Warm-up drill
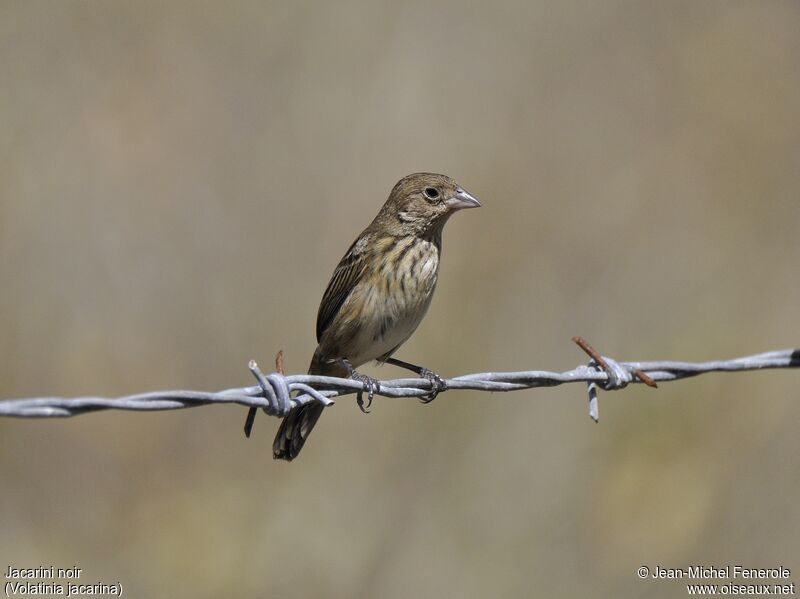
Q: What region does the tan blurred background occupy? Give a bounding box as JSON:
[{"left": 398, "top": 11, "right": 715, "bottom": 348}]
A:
[{"left": 1, "top": 1, "right": 798, "bottom": 597}]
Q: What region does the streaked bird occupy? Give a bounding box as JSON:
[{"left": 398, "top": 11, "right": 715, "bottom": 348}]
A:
[{"left": 269, "top": 172, "right": 480, "bottom": 461}]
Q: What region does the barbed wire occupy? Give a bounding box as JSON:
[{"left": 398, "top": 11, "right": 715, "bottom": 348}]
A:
[{"left": 0, "top": 339, "right": 797, "bottom": 425}]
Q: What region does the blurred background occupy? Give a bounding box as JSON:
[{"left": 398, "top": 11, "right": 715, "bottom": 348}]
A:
[{"left": 1, "top": 1, "right": 798, "bottom": 597}]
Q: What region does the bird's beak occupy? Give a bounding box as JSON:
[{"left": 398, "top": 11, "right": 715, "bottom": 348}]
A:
[{"left": 446, "top": 187, "right": 481, "bottom": 210}]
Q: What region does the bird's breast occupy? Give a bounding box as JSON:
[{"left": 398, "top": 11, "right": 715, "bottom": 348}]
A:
[{"left": 337, "top": 237, "right": 440, "bottom": 366}]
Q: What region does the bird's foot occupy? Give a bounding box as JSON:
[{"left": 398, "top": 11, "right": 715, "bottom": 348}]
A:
[
  {"left": 350, "top": 371, "right": 380, "bottom": 413},
  {"left": 383, "top": 357, "right": 447, "bottom": 403},
  {"left": 418, "top": 368, "right": 447, "bottom": 403},
  {"left": 339, "top": 359, "right": 380, "bottom": 413}
]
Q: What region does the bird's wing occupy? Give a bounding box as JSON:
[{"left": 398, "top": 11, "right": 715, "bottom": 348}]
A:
[{"left": 315, "top": 234, "right": 371, "bottom": 342}]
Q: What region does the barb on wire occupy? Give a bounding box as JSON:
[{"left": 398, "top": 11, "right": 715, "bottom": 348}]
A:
[{"left": 0, "top": 340, "right": 797, "bottom": 424}]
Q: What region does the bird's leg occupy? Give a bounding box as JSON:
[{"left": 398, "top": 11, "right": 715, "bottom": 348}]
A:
[
  {"left": 338, "top": 358, "right": 380, "bottom": 413},
  {"left": 384, "top": 357, "right": 447, "bottom": 403}
]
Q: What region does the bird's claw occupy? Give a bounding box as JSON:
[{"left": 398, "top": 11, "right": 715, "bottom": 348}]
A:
[
  {"left": 418, "top": 368, "right": 447, "bottom": 403},
  {"left": 351, "top": 372, "right": 380, "bottom": 413},
  {"left": 337, "top": 358, "right": 380, "bottom": 414}
]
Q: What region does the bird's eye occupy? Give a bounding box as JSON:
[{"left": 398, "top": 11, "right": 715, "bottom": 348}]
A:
[{"left": 423, "top": 187, "right": 440, "bottom": 201}]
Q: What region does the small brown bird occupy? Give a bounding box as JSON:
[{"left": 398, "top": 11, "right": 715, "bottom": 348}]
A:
[{"left": 272, "top": 173, "right": 480, "bottom": 461}]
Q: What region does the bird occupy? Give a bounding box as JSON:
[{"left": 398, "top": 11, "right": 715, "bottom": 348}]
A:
[{"left": 268, "top": 172, "right": 480, "bottom": 461}]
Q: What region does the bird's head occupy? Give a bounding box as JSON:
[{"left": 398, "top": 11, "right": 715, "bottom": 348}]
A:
[{"left": 379, "top": 172, "right": 481, "bottom": 236}]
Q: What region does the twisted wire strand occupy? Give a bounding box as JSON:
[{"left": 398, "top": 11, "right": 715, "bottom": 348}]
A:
[{"left": 0, "top": 348, "right": 797, "bottom": 421}]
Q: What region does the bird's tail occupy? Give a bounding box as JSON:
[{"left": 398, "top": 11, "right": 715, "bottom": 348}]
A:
[{"left": 272, "top": 350, "right": 345, "bottom": 461}]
